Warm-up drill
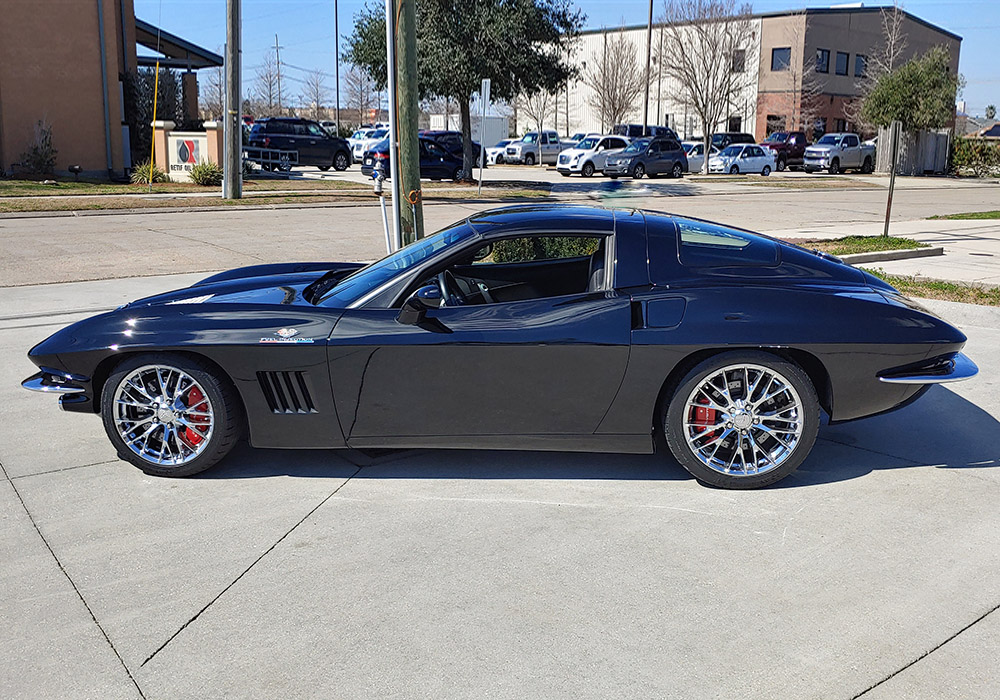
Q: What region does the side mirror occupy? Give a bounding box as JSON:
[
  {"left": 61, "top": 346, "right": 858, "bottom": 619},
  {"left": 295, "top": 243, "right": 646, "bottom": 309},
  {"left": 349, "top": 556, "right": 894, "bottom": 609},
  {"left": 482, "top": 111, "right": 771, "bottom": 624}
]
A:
[{"left": 397, "top": 284, "right": 442, "bottom": 326}]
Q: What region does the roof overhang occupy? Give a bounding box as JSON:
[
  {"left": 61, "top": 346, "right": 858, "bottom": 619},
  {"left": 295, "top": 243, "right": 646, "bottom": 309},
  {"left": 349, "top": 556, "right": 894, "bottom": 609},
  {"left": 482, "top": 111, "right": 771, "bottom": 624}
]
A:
[{"left": 135, "top": 18, "right": 223, "bottom": 70}]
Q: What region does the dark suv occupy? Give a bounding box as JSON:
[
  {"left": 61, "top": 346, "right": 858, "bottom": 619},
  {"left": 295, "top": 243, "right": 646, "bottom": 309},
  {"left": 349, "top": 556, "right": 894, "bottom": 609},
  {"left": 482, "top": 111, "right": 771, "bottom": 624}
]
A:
[
  {"left": 247, "top": 117, "right": 352, "bottom": 171},
  {"left": 602, "top": 137, "right": 688, "bottom": 179},
  {"left": 613, "top": 124, "right": 679, "bottom": 140},
  {"left": 421, "top": 130, "right": 483, "bottom": 163},
  {"left": 711, "top": 132, "right": 756, "bottom": 150}
]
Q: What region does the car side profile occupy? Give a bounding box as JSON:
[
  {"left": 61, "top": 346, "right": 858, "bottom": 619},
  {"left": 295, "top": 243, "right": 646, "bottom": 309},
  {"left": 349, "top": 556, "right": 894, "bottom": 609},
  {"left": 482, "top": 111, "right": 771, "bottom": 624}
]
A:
[
  {"left": 709, "top": 144, "right": 776, "bottom": 175},
  {"left": 556, "top": 134, "right": 630, "bottom": 177},
  {"left": 804, "top": 132, "right": 875, "bottom": 174},
  {"left": 682, "top": 141, "right": 720, "bottom": 173},
  {"left": 23, "top": 204, "right": 976, "bottom": 489},
  {"left": 247, "top": 117, "right": 351, "bottom": 172},
  {"left": 359, "top": 137, "right": 464, "bottom": 181},
  {"left": 603, "top": 137, "right": 688, "bottom": 179}
]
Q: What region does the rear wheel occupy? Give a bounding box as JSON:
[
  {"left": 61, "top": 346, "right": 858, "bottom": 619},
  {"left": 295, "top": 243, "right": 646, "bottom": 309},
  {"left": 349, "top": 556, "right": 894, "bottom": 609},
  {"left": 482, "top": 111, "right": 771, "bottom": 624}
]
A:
[
  {"left": 334, "top": 151, "right": 350, "bottom": 171},
  {"left": 582, "top": 161, "right": 595, "bottom": 177},
  {"left": 101, "top": 353, "right": 242, "bottom": 477},
  {"left": 662, "top": 351, "right": 820, "bottom": 489},
  {"left": 861, "top": 156, "right": 873, "bottom": 174},
  {"left": 318, "top": 165, "right": 331, "bottom": 171}
]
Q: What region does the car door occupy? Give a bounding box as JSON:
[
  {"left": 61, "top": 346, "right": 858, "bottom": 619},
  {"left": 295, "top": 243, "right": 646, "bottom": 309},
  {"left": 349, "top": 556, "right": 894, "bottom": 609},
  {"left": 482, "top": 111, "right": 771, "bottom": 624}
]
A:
[
  {"left": 329, "top": 235, "right": 632, "bottom": 441},
  {"left": 302, "top": 122, "right": 332, "bottom": 165},
  {"left": 841, "top": 134, "right": 861, "bottom": 167},
  {"left": 423, "top": 141, "right": 452, "bottom": 178}
]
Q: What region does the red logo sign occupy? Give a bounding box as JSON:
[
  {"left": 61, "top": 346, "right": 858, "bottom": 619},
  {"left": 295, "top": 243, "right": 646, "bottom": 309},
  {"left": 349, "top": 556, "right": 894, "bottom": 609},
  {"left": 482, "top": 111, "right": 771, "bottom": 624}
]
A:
[{"left": 177, "top": 140, "right": 199, "bottom": 163}]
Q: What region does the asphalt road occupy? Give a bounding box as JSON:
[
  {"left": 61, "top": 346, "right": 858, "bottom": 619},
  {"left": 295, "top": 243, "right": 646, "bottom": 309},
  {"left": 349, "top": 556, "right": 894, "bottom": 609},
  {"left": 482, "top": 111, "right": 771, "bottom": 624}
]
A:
[{"left": 2, "top": 270, "right": 999, "bottom": 699}]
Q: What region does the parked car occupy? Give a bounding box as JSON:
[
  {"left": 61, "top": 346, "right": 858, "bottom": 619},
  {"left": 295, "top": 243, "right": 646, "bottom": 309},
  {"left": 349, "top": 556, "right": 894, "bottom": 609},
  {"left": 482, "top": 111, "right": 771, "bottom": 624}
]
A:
[
  {"left": 505, "top": 130, "right": 563, "bottom": 165},
  {"left": 556, "top": 135, "right": 629, "bottom": 177},
  {"left": 486, "top": 139, "right": 515, "bottom": 165},
  {"left": 23, "top": 204, "right": 977, "bottom": 489},
  {"left": 711, "top": 132, "right": 756, "bottom": 150},
  {"left": 351, "top": 128, "right": 388, "bottom": 164},
  {"left": 319, "top": 120, "right": 340, "bottom": 136},
  {"left": 613, "top": 124, "right": 678, "bottom": 140},
  {"left": 247, "top": 117, "right": 351, "bottom": 171},
  {"left": 760, "top": 131, "right": 809, "bottom": 171},
  {"left": 603, "top": 137, "right": 687, "bottom": 179},
  {"left": 565, "top": 132, "right": 589, "bottom": 147},
  {"left": 682, "top": 141, "right": 720, "bottom": 173},
  {"left": 359, "top": 137, "right": 464, "bottom": 181},
  {"left": 422, "top": 130, "right": 483, "bottom": 164},
  {"left": 709, "top": 144, "right": 775, "bottom": 175},
  {"left": 803, "top": 132, "right": 876, "bottom": 174}
]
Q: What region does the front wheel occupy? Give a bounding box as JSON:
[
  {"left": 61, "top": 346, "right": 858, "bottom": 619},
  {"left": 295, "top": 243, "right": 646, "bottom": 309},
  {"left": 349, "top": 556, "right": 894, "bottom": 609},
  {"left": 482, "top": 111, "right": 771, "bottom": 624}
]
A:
[
  {"left": 524, "top": 153, "right": 535, "bottom": 166},
  {"left": 452, "top": 167, "right": 464, "bottom": 182},
  {"left": 662, "top": 351, "right": 820, "bottom": 489},
  {"left": 633, "top": 163, "right": 645, "bottom": 179},
  {"left": 776, "top": 156, "right": 786, "bottom": 172},
  {"left": 672, "top": 162, "right": 684, "bottom": 178},
  {"left": 828, "top": 158, "right": 840, "bottom": 175},
  {"left": 761, "top": 165, "right": 771, "bottom": 176},
  {"left": 495, "top": 155, "right": 505, "bottom": 164},
  {"left": 101, "top": 353, "right": 243, "bottom": 477},
  {"left": 582, "top": 162, "right": 595, "bottom": 177},
  {"left": 729, "top": 165, "right": 740, "bottom": 175}
]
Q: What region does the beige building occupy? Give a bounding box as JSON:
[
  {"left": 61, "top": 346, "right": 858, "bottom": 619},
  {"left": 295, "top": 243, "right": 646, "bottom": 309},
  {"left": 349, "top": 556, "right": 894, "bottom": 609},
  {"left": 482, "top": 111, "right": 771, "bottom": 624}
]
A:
[
  {"left": 563, "top": 6, "right": 960, "bottom": 141},
  {"left": 0, "top": 0, "right": 220, "bottom": 178}
]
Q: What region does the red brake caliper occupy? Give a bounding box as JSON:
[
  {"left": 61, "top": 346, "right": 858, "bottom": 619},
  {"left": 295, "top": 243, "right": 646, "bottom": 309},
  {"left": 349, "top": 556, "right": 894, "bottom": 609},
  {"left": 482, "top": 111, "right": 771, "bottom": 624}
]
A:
[
  {"left": 183, "top": 386, "right": 208, "bottom": 446},
  {"left": 689, "top": 397, "right": 718, "bottom": 436}
]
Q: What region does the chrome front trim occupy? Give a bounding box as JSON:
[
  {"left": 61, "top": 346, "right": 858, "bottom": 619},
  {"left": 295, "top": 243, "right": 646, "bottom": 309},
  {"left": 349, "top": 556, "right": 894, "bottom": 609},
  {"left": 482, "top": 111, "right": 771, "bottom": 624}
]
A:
[
  {"left": 22, "top": 367, "right": 89, "bottom": 394},
  {"left": 878, "top": 353, "right": 979, "bottom": 384}
]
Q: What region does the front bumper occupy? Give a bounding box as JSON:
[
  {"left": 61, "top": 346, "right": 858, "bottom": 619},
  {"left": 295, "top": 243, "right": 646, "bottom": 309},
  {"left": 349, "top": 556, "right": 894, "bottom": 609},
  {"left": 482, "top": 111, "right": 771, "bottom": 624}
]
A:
[
  {"left": 602, "top": 162, "right": 631, "bottom": 176},
  {"left": 22, "top": 367, "right": 92, "bottom": 411},
  {"left": 878, "top": 353, "right": 979, "bottom": 384}
]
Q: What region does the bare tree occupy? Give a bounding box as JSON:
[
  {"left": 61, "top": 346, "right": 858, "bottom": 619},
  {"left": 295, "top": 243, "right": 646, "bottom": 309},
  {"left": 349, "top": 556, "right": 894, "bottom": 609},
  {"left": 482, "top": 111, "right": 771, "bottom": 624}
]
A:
[
  {"left": 300, "top": 70, "right": 329, "bottom": 120},
  {"left": 344, "top": 64, "right": 376, "bottom": 125},
  {"left": 844, "top": 1, "right": 908, "bottom": 131},
  {"left": 658, "top": 0, "right": 757, "bottom": 173},
  {"left": 200, "top": 62, "right": 224, "bottom": 120},
  {"left": 585, "top": 30, "right": 647, "bottom": 131},
  {"left": 253, "top": 50, "right": 281, "bottom": 116},
  {"left": 516, "top": 90, "right": 556, "bottom": 136}
]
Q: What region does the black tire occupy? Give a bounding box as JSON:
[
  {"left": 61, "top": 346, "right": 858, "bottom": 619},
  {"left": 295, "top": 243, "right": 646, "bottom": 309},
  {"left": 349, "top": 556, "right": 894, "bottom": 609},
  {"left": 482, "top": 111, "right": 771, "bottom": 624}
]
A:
[
  {"left": 729, "top": 165, "right": 740, "bottom": 175},
  {"left": 633, "top": 163, "right": 645, "bottom": 179},
  {"left": 672, "top": 162, "right": 683, "bottom": 178},
  {"left": 495, "top": 155, "right": 505, "bottom": 164},
  {"left": 582, "top": 161, "right": 595, "bottom": 177},
  {"left": 861, "top": 156, "right": 873, "bottom": 174},
  {"left": 334, "top": 151, "right": 350, "bottom": 171},
  {"left": 524, "top": 152, "right": 536, "bottom": 166},
  {"left": 101, "top": 353, "right": 243, "bottom": 478},
  {"left": 762, "top": 165, "right": 772, "bottom": 176},
  {"left": 661, "top": 351, "right": 820, "bottom": 490},
  {"left": 452, "top": 167, "right": 464, "bottom": 182},
  {"left": 776, "top": 156, "right": 787, "bottom": 172},
  {"left": 318, "top": 165, "right": 331, "bottom": 172},
  {"left": 828, "top": 158, "right": 840, "bottom": 175}
]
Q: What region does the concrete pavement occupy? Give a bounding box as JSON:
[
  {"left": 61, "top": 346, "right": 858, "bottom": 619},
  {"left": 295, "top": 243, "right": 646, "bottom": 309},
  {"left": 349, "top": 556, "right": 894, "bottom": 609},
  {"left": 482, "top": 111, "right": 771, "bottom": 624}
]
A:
[{"left": 1, "top": 273, "right": 999, "bottom": 699}]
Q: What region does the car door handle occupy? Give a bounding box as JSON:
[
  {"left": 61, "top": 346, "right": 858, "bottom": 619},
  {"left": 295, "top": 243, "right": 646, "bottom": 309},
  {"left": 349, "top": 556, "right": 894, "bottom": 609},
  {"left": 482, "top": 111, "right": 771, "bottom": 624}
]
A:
[{"left": 310, "top": 140, "right": 317, "bottom": 145}]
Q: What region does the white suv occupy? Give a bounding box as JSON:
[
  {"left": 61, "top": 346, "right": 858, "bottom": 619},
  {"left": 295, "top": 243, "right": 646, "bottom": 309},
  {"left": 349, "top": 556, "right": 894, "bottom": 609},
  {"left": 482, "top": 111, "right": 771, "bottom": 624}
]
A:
[{"left": 556, "top": 135, "right": 630, "bottom": 177}]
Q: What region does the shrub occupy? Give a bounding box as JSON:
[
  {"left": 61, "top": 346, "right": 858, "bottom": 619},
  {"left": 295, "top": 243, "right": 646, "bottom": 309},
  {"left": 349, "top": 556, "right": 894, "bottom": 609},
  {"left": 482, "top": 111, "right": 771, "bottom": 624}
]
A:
[
  {"left": 951, "top": 137, "right": 1000, "bottom": 178},
  {"left": 19, "top": 120, "right": 58, "bottom": 174},
  {"left": 131, "top": 159, "right": 169, "bottom": 184},
  {"left": 190, "top": 160, "right": 224, "bottom": 186},
  {"left": 493, "top": 236, "right": 600, "bottom": 264}
]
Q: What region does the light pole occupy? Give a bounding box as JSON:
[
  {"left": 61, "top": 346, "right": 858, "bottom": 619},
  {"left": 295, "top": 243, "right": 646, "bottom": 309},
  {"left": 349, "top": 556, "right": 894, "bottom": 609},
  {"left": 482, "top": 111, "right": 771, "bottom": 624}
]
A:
[{"left": 642, "top": 0, "right": 653, "bottom": 134}]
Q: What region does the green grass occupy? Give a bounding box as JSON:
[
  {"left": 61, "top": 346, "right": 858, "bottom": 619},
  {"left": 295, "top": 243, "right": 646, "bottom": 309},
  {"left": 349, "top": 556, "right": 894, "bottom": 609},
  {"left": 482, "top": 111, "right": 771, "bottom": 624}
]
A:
[
  {"left": 785, "top": 235, "right": 929, "bottom": 256},
  {"left": 864, "top": 268, "right": 1000, "bottom": 306},
  {"left": 930, "top": 210, "right": 1000, "bottom": 220}
]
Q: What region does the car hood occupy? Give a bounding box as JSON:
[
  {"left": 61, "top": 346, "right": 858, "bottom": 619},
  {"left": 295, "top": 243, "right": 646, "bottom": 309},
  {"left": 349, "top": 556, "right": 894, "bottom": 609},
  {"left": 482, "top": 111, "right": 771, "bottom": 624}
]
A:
[
  {"left": 806, "top": 146, "right": 832, "bottom": 155},
  {"left": 127, "top": 262, "right": 365, "bottom": 309}
]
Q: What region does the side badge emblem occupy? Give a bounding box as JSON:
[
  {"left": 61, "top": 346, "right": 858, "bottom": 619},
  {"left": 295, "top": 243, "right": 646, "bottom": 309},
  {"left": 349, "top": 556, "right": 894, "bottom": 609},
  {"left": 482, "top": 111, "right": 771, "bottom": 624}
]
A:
[{"left": 260, "top": 328, "right": 315, "bottom": 344}]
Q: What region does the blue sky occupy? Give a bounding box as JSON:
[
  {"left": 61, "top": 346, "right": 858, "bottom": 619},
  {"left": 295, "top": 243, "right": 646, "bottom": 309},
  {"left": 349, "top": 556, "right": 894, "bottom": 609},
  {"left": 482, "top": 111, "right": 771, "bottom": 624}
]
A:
[{"left": 134, "top": 0, "right": 999, "bottom": 116}]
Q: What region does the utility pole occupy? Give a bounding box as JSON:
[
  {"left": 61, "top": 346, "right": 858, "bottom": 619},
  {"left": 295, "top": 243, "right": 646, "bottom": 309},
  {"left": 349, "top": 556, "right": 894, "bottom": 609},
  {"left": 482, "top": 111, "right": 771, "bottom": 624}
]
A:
[
  {"left": 274, "top": 34, "right": 282, "bottom": 114},
  {"left": 642, "top": 0, "right": 653, "bottom": 134},
  {"left": 223, "top": 0, "right": 241, "bottom": 199},
  {"left": 334, "top": 0, "right": 340, "bottom": 133},
  {"left": 396, "top": 0, "right": 423, "bottom": 243}
]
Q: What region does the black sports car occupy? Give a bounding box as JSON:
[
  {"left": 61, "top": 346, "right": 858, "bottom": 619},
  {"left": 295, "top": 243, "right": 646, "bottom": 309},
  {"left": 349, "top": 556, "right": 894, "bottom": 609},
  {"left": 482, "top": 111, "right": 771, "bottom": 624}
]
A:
[{"left": 22, "top": 205, "right": 977, "bottom": 489}]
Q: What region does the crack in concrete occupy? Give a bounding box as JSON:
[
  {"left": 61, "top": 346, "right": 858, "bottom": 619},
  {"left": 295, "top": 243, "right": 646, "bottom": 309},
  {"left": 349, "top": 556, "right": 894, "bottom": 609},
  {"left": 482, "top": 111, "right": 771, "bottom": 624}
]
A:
[
  {"left": 0, "top": 458, "right": 146, "bottom": 699},
  {"left": 851, "top": 603, "right": 1000, "bottom": 698},
  {"left": 139, "top": 465, "right": 363, "bottom": 668}
]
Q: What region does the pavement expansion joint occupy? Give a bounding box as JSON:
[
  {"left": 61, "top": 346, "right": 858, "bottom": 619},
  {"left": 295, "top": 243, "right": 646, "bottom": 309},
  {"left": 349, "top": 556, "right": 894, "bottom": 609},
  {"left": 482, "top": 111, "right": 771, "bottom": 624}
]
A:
[
  {"left": 11, "top": 459, "right": 120, "bottom": 480},
  {"left": 139, "top": 465, "right": 363, "bottom": 668},
  {"left": 0, "top": 458, "right": 147, "bottom": 699},
  {"left": 851, "top": 602, "right": 1000, "bottom": 699}
]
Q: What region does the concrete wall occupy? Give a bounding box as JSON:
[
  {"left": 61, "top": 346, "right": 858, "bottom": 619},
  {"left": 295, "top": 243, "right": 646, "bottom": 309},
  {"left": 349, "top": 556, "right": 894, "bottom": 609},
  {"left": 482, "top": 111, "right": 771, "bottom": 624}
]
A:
[{"left": 0, "top": 0, "right": 136, "bottom": 177}]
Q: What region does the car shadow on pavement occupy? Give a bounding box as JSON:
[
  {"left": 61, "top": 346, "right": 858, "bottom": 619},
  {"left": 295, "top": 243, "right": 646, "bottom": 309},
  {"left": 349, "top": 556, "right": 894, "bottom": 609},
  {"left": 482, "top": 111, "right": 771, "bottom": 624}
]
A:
[{"left": 200, "top": 386, "right": 998, "bottom": 487}]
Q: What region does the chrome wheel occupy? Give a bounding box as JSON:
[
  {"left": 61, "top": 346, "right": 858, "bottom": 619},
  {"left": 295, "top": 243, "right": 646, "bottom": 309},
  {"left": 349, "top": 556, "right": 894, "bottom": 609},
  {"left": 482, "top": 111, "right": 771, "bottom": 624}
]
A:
[
  {"left": 681, "top": 363, "right": 804, "bottom": 477},
  {"left": 112, "top": 365, "right": 214, "bottom": 467}
]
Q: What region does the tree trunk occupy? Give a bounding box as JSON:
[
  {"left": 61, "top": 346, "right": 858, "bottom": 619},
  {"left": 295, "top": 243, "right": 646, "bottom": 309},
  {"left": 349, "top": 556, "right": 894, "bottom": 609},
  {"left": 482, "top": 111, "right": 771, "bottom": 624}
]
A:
[
  {"left": 460, "top": 97, "right": 474, "bottom": 181},
  {"left": 702, "top": 124, "right": 711, "bottom": 175}
]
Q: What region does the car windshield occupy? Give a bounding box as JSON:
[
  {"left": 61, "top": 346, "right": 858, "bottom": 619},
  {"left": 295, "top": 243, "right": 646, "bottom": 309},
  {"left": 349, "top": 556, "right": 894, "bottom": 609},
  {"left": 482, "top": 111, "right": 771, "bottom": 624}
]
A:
[
  {"left": 816, "top": 135, "right": 840, "bottom": 145},
  {"left": 623, "top": 138, "right": 650, "bottom": 153},
  {"left": 317, "top": 221, "right": 477, "bottom": 307},
  {"left": 711, "top": 134, "right": 726, "bottom": 145},
  {"left": 577, "top": 137, "right": 599, "bottom": 150},
  {"left": 765, "top": 132, "right": 789, "bottom": 142},
  {"left": 720, "top": 145, "right": 742, "bottom": 157},
  {"left": 370, "top": 129, "right": 388, "bottom": 139},
  {"left": 521, "top": 133, "right": 538, "bottom": 143},
  {"left": 493, "top": 140, "right": 510, "bottom": 147}
]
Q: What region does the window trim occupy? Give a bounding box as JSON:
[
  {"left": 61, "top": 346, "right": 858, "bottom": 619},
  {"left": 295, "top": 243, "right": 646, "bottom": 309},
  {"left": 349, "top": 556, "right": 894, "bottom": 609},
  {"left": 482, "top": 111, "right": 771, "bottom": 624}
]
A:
[{"left": 771, "top": 47, "right": 792, "bottom": 72}]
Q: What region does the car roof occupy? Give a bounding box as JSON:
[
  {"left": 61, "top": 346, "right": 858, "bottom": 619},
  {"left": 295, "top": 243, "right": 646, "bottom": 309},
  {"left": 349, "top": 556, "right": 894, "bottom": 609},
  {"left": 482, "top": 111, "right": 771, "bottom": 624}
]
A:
[{"left": 467, "top": 204, "right": 618, "bottom": 236}]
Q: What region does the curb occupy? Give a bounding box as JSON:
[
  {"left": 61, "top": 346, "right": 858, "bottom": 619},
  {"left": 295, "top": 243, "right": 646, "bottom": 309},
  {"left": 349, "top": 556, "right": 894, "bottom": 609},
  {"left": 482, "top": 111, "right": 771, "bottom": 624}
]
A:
[{"left": 840, "top": 246, "right": 944, "bottom": 264}]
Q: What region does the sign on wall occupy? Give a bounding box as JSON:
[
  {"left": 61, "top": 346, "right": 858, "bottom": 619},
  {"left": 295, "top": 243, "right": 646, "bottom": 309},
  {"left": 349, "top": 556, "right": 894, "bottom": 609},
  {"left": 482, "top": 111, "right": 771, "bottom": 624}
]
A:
[{"left": 166, "top": 132, "right": 209, "bottom": 182}]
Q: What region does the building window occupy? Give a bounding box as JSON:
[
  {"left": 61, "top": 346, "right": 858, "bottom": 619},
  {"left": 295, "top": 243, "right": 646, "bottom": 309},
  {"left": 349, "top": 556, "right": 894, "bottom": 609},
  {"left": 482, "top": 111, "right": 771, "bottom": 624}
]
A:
[
  {"left": 836, "top": 51, "right": 849, "bottom": 76},
  {"left": 855, "top": 54, "right": 867, "bottom": 77},
  {"left": 728, "top": 116, "right": 742, "bottom": 132},
  {"left": 771, "top": 47, "right": 791, "bottom": 71},
  {"left": 731, "top": 48, "right": 746, "bottom": 73},
  {"left": 766, "top": 115, "right": 787, "bottom": 134},
  {"left": 834, "top": 118, "right": 847, "bottom": 132},
  {"left": 816, "top": 48, "right": 830, "bottom": 74}
]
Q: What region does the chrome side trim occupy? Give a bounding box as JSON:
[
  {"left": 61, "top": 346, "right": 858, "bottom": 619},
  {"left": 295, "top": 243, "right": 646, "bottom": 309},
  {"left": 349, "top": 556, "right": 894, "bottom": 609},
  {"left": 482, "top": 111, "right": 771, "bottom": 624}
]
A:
[
  {"left": 878, "top": 353, "right": 979, "bottom": 384},
  {"left": 21, "top": 367, "right": 89, "bottom": 394}
]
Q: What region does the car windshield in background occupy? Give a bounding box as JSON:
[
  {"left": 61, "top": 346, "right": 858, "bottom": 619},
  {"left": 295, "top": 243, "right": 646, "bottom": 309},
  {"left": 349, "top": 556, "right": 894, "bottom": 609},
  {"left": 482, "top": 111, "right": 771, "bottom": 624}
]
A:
[
  {"left": 317, "top": 221, "right": 476, "bottom": 307},
  {"left": 577, "top": 137, "right": 599, "bottom": 150},
  {"left": 720, "top": 145, "right": 742, "bottom": 157},
  {"left": 765, "top": 132, "right": 789, "bottom": 142},
  {"left": 371, "top": 129, "right": 388, "bottom": 139},
  {"left": 521, "top": 133, "right": 538, "bottom": 143},
  {"left": 816, "top": 135, "right": 840, "bottom": 145},
  {"left": 494, "top": 140, "right": 510, "bottom": 147},
  {"left": 711, "top": 134, "right": 726, "bottom": 146},
  {"left": 623, "top": 139, "right": 650, "bottom": 153}
]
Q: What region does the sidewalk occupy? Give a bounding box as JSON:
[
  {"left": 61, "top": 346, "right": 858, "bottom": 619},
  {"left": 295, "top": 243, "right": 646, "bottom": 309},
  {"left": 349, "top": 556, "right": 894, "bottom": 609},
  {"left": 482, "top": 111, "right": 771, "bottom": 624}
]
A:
[{"left": 764, "top": 218, "right": 1000, "bottom": 285}]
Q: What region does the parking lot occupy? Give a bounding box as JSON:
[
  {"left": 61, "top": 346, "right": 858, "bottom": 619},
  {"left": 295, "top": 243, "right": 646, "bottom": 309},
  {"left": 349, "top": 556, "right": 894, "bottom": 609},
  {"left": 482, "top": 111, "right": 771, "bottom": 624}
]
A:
[{"left": 2, "top": 179, "right": 1000, "bottom": 699}]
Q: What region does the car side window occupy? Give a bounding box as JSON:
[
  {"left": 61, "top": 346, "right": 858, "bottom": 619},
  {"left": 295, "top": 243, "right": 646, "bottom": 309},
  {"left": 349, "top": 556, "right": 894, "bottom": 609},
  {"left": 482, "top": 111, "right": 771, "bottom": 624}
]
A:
[
  {"left": 665, "top": 140, "right": 681, "bottom": 152},
  {"left": 676, "top": 218, "right": 778, "bottom": 267},
  {"left": 647, "top": 142, "right": 661, "bottom": 154},
  {"left": 845, "top": 135, "right": 859, "bottom": 147},
  {"left": 427, "top": 142, "right": 447, "bottom": 158},
  {"left": 471, "top": 236, "right": 601, "bottom": 266},
  {"left": 612, "top": 138, "right": 627, "bottom": 149},
  {"left": 306, "top": 123, "right": 326, "bottom": 138}
]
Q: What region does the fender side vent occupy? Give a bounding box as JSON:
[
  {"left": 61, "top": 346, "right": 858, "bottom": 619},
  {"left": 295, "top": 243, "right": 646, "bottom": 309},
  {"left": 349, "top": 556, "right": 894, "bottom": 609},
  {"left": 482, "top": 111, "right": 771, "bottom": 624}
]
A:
[{"left": 257, "top": 371, "right": 317, "bottom": 414}]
